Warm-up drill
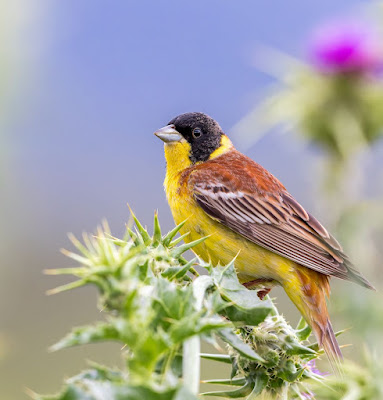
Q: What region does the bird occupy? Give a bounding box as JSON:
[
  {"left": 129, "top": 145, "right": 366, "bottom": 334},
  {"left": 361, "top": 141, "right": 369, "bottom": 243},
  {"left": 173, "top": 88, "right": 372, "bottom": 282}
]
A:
[{"left": 154, "top": 111, "right": 374, "bottom": 368}]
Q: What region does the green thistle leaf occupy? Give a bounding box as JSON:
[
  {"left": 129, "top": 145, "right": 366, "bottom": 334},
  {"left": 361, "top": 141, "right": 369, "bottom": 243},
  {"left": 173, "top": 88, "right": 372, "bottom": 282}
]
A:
[
  {"left": 169, "top": 231, "right": 191, "bottom": 247},
  {"left": 200, "top": 353, "right": 232, "bottom": 364},
  {"left": 211, "top": 262, "right": 272, "bottom": 326},
  {"left": 170, "top": 236, "right": 208, "bottom": 258},
  {"left": 201, "top": 380, "right": 254, "bottom": 398},
  {"left": 129, "top": 208, "right": 151, "bottom": 245},
  {"left": 248, "top": 374, "right": 269, "bottom": 397},
  {"left": 152, "top": 212, "right": 162, "bottom": 245},
  {"left": 218, "top": 329, "right": 265, "bottom": 363},
  {"left": 162, "top": 220, "right": 188, "bottom": 247},
  {"left": 202, "top": 378, "right": 247, "bottom": 386},
  {"left": 50, "top": 322, "right": 120, "bottom": 351},
  {"left": 295, "top": 317, "right": 312, "bottom": 341}
]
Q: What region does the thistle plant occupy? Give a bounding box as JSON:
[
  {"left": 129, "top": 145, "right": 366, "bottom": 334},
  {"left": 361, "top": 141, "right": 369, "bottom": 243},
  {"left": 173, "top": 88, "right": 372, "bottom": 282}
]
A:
[
  {"left": 31, "top": 211, "right": 337, "bottom": 400},
  {"left": 234, "top": 18, "right": 383, "bottom": 162},
  {"left": 202, "top": 315, "right": 322, "bottom": 399}
]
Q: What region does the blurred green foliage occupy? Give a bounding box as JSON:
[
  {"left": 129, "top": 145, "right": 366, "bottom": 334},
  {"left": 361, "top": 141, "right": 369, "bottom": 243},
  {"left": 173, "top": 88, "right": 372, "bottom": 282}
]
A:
[{"left": 312, "top": 351, "right": 383, "bottom": 400}]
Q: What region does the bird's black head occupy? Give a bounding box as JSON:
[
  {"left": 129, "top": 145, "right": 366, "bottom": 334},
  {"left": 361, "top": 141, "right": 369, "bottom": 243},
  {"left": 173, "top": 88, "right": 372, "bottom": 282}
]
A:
[{"left": 168, "top": 112, "right": 224, "bottom": 163}]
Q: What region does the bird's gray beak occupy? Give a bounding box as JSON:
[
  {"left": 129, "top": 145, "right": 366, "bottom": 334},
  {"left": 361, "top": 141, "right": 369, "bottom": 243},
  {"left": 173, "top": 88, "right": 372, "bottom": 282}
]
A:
[{"left": 154, "top": 124, "right": 183, "bottom": 143}]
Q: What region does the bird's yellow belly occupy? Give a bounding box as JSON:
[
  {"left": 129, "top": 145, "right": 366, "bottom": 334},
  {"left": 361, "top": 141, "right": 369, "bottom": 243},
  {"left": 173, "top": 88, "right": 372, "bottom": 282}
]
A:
[{"left": 168, "top": 192, "right": 296, "bottom": 285}]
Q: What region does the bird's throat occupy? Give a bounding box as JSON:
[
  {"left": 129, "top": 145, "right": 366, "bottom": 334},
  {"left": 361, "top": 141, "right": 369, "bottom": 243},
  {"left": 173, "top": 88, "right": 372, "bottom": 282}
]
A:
[
  {"left": 164, "top": 141, "right": 193, "bottom": 181},
  {"left": 163, "top": 134, "right": 234, "bottom": 193}
]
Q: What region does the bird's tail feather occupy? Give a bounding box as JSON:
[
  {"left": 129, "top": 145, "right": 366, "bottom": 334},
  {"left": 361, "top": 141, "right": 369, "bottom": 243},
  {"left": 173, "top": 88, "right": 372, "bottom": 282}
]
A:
[
  {"left": 284, "top": 268, "right": 343, "bottom": 374},
  {"left": 314, "top": 318, "right": 343, "bottom": 375}
]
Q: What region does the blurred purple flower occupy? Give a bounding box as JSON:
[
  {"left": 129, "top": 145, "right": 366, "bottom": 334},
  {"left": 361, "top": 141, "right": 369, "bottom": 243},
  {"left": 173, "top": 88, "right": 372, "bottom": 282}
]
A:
[
  {"left": 309, "top": 20, "right": 383, "bottom": 75},
  {"left": 306, "top": 359, "right": 329, "bottom": 378},
  {"left": 300, "top": 360, "right": 327, "bottom": 399}
]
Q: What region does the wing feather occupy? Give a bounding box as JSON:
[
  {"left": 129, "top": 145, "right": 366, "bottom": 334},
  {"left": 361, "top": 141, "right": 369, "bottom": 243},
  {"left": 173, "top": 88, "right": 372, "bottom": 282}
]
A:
[{"left": 193, "top": 177, "right": 373, "bottom": 288}]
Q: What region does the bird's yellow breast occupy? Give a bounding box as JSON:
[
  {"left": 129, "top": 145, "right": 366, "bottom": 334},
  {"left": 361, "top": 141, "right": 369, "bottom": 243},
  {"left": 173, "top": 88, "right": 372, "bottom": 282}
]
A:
[{"left": 162, "top": 140, "right": 297, "bottom": 286}]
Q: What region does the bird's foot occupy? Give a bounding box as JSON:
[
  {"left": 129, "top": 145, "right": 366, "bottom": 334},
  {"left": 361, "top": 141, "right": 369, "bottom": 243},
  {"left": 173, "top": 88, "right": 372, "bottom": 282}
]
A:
[
  {"left": 242, "top": 279, "right": 273, "bottom": 300},
  {"left": 257, "top": 288, "right": 271, "bottom": 300}
]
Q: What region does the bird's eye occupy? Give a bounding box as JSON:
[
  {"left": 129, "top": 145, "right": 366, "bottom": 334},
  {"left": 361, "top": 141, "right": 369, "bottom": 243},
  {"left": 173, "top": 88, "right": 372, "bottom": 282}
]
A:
[{"left": 192, "top": 128, "right": 202, "bottom": 138}]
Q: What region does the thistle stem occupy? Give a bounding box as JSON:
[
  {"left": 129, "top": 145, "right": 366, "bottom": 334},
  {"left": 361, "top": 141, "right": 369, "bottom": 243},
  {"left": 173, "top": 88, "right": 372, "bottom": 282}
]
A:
[
  {"left": 183, "top": 276, "right": 213, "bottom": 394},
  {"left": 182, "top": 336, "right": 201, "bottom": 394}
]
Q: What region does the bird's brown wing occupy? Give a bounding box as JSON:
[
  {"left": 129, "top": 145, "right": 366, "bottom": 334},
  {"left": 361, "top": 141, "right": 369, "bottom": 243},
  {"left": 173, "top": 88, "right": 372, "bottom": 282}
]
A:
[{"left": 188, "top": 150, "right": 373, "bottom": 289}]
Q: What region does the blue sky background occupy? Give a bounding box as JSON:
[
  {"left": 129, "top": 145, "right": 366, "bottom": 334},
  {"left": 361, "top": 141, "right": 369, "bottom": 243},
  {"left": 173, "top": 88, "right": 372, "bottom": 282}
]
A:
[{"left": 1, "top": 1, "right": 376, "bottom": 398}]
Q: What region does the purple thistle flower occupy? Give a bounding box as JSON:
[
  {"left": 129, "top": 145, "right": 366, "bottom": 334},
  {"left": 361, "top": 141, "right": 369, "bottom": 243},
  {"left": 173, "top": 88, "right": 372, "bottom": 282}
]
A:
[
  {"left": 300, "top": 360, "right": 327, "bottom": 400},
  {"left": 309, "top": 20, "right": 383, "bottom": 75},
  {"left": 305, "top": 359, "right": 327, "bottom": 377}
]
